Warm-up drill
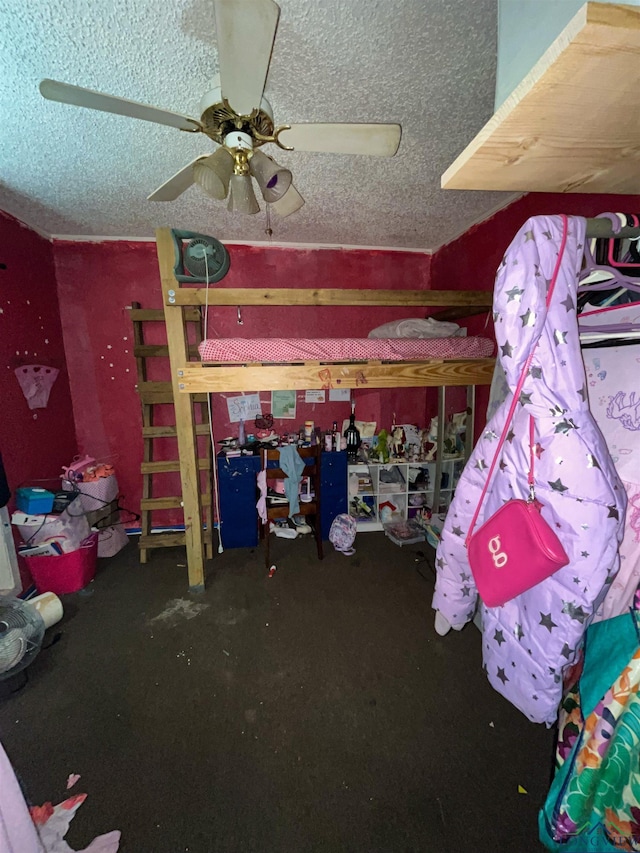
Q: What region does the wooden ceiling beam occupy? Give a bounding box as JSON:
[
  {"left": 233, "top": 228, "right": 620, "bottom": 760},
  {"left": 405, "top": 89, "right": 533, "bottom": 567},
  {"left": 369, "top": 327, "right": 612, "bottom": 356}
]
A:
[{"left": 441, "top": 3, "right": 640, "bottom": 194}]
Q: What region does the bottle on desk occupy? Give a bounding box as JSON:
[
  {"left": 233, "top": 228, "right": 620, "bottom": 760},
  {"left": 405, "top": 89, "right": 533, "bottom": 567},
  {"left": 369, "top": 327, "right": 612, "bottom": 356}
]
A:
[
  {"left": 332, "top": 421, "right": 340, "bottom": 452},
  {"left": 344, "top": 409, "right": 361, "bottom": 463}
]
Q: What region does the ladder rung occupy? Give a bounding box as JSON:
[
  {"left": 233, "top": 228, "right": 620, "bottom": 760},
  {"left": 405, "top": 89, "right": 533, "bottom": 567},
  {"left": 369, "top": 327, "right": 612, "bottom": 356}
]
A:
[
  {"left": 129, "top": 307, "right": 201, "bottom": 322},
  {"left": 141, "top": 496, "right": 183, "bottom": 510},
  {"left": 138, "top": 381, "right": 173, "bottom": 403},
  {"left": 134, "top": 344, "right": 200, "bottom": 359},
  {"left": 138, "top": 532, "right": 186, "bottom": 549},
  {"left": 142, "top": 424, "right": 211, "bottom": 438},
  {"left": 141, "top": 493, "right": 212, "bottom": 510},
  {"left": 138, "top": 529, "right": 213, "bottom": 550},
  {"left": 138, "top": 382, "right": 174, "bottom": 404},
  {"left": 138, "top": 382, "right": 207, "bottom": 404},
  {"left": 141, "top": 458, "right": 211, "bottom": 474}
]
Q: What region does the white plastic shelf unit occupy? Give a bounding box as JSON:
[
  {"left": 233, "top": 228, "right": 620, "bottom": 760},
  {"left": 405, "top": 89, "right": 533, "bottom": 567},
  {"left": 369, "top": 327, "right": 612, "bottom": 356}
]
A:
[
  {"left": 347, "top": 458, "right": 465, "bottom": 532},
  {"left": 348, "top": 385, "right": 476, "bottom": 532}
]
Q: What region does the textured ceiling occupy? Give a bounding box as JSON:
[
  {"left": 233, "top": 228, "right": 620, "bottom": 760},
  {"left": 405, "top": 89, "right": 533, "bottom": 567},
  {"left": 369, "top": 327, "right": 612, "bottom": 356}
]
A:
[{"left": 0, "top": 0, "right": 519, "bottom": 250}]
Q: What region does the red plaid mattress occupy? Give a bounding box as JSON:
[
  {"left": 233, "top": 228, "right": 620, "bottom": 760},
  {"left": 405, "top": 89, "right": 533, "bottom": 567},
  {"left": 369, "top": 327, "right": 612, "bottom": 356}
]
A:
[{"left": 198, "top": 337, "right": 494, "bottom": 362}]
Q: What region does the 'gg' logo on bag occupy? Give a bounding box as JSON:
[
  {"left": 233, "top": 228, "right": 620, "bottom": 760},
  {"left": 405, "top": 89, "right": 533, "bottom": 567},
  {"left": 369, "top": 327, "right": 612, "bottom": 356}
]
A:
[{"left": 488, "top": 535, "right": 508, "bottom": 568}]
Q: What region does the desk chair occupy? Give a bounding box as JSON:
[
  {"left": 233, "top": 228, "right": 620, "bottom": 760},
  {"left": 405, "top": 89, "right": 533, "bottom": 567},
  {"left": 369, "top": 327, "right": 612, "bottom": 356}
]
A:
[{"left": 259, "top": 445, "right": 323, "bottom": 569}]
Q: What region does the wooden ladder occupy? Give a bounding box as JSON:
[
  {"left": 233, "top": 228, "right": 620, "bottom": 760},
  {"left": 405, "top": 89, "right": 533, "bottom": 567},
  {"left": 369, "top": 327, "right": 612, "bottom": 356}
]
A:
[{"left": 129, "top": 303, "right": 214, "bottom": 563}]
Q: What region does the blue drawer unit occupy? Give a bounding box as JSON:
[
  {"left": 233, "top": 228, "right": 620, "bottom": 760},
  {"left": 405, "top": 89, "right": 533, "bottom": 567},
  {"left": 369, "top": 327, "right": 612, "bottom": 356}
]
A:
[
  {"left": 217, "top": 450, "right": 347, "bottom": 549},
  {"left": 216, "top": 455, "right": 261, "bottom": 549},
  {"left": 320, "top": 450, "right": 347, "bottom": 540}
]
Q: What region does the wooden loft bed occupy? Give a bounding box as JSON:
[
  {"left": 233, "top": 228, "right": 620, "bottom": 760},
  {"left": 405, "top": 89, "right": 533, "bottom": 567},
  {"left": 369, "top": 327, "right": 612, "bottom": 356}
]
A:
[{"left": 154, "top": 228, "right": 496, "bottom": 591}]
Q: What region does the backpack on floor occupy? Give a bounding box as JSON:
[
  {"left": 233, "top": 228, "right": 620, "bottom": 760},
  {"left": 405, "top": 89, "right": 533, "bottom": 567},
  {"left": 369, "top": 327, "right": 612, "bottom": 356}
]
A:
[{"left": 329, "top": 513, "right": 357, "bottom": 556}]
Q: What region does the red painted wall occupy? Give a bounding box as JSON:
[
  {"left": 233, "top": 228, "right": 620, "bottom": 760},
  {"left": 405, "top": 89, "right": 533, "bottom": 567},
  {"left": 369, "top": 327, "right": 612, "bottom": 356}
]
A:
[
  {"left": 52, "top": 239, "right": 436, "bottom": 527},
  {"left": 43, "top": 193, "right": 640, "bottom": 532},
  {"left": 7, "top": 194, "right": 638, "bottom": 540},
  {"left": 0, "top": 211, "right": 77, "bottom": 500}
]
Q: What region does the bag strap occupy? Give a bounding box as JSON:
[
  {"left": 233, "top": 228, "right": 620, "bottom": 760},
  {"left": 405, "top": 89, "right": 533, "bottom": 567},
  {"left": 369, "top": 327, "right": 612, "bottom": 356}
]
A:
[
  {"left": 465, "top": 215, "right": 569, "bottom": 546},
  {"left": 527, "top": 415, "right": 536, "bottom": 500}
]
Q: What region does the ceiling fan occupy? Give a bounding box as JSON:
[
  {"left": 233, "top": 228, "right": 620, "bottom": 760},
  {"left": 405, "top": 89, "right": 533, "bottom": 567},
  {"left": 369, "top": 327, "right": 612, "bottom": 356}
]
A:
[{"left": 39, "top": 0, "right": 402, "bottom": 218}]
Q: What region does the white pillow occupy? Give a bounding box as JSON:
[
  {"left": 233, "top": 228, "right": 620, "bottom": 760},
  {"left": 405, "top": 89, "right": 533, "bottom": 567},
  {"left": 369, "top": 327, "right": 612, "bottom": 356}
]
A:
[{"left": 367, "top": 317, "right": 466, "bottom": 338}]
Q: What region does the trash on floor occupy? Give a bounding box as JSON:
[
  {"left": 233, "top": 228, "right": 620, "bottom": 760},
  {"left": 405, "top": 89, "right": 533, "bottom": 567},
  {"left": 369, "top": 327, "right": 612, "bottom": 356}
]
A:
[
  {"left": 0, "top": 739, "right": 120, "bottom": 853},
  {"left": 30, "top": 792, "right": 121, "bottom": 852},
  {"left": 147, "top": 598, "right": 209, "bottom": 628},
  {"left": 273, "top": 525, "right": 297, "bottom": 539}
]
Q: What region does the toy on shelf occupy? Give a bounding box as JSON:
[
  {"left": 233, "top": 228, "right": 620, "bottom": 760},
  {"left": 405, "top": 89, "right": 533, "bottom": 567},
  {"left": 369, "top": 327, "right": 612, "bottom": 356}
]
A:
[
  {"left": 349, "top": 496, "right": 375, "bottom": 519},
  {"left": 420, "top": 418, "right": 438, "bottom": 462},
  {"left": 390, "top": 426, "right": 406, "bottom": 460},
  {"left": 443, "top": 412, "right": 467, "bottom": 458},
  {"left": 376, "top": 429, "right": 390, "bottom": 463}
]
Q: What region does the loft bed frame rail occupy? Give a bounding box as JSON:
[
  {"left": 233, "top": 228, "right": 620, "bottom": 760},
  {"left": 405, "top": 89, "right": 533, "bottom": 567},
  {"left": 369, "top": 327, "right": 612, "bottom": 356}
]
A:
[
  {"left": 175, "top": 359, "right": 496, "bottom": 394},
  {"left": 166, "top": 285, "right": 493, "bottom": 308},
  {"left": 154, "top": 228, "right": 496, "bottom": 591}
]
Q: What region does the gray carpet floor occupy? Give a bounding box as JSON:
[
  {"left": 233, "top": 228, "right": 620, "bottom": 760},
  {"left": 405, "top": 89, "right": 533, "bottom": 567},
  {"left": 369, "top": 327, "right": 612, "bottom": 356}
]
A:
[{"left": 0, "top": 533, "right": 555, "bottom": 852}]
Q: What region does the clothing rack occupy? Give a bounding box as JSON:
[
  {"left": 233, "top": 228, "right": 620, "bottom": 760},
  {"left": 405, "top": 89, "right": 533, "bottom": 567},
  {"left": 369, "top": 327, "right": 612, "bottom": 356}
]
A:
[
  {"left": 585, "top": 218, "right": 640, "bottom": 239},
  {"left": 579, "top": 217, "right": 640, "bottom": 346}
]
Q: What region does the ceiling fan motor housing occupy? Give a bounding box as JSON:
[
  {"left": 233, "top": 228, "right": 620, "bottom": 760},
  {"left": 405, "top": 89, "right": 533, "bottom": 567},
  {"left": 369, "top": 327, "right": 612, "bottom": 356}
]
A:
[{"left": 199, "top": 84, "right": 274, "bottom": 147}]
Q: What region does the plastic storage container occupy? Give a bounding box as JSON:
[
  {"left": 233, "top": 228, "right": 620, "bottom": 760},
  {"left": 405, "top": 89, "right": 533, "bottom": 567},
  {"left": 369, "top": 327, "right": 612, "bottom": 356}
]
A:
[
  {"left": 15, "top": 487, "right": 55, "bottom": 515},
  {"left": 383, "top": 519, "right": 426, "bottom": 547},
  {"left": 20, "top": 533, "right": 98, "bottom": 594}
]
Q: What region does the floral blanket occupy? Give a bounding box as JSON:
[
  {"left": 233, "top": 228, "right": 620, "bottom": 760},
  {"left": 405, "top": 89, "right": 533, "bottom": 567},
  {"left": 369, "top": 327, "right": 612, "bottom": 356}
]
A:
[{"left": 540, "top": 588, "right": 640, "bottom": 850}]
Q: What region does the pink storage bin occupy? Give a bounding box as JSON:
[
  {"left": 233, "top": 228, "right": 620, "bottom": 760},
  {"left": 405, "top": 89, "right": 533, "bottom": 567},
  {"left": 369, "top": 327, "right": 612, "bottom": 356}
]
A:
[{"left": 20, "top": 533, "right": 98, "bottom": 594}]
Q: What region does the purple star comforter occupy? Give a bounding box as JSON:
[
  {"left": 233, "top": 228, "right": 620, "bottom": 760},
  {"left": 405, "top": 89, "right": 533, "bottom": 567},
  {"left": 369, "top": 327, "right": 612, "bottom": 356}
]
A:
[{"left": 432, "top": 214, "right": 627, "bottom": 726}]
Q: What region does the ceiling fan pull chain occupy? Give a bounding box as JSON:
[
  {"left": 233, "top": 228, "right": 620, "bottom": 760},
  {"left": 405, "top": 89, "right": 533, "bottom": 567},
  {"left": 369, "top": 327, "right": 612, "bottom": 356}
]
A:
[{"left": 264, "top": 205, "right": 273, "bottom": 240}]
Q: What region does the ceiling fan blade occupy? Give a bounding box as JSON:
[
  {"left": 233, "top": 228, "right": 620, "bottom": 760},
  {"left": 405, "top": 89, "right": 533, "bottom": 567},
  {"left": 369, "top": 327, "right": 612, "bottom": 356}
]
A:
[
  {"left": 213, "top": 0, "right": 280, "bottom": 116},
  {"left": 39, "top": 79, "right": 201, "bottom": 131},
  {"left": 147, "top": 157, "right": 208, "bottom": 201},
  {"left": 279, "top": 123, "right": 402, "bottom": 157},
  {"left": 270, "top": 184, "right": 304, "bottom": 218}
]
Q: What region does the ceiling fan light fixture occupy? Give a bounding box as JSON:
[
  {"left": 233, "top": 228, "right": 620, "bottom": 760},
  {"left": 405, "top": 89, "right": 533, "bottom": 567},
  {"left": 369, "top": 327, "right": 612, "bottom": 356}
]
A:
[
  {"left": 271, "top": 184, "right": 305, "bottom": 218},
  {"left": 228, "top": 174, "right": 260, "bottom": 215},
  {"left": 249, "top": 149, "right": 292, "bottom": 203},
  {"left": 193, "top": 147, "right": 234, "bottom": 200}
]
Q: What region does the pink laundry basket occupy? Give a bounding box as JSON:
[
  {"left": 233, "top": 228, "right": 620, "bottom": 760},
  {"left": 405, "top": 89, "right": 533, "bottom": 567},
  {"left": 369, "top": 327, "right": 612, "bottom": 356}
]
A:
[{"left": 21, "top": 533, "right": 98, "bottom": 594}]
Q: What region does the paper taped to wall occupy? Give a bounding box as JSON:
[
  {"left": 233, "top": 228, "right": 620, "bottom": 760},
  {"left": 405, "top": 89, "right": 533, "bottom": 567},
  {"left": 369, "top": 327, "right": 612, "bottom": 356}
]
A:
[{"left": 226, "top": 393, "right": 262, "bottom": 423}]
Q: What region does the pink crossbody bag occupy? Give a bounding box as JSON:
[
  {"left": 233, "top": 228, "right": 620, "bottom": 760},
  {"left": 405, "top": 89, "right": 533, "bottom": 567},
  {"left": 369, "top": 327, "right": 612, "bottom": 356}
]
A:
[{"left": 465, "top": 216, "right": 570, "bottom": 608}]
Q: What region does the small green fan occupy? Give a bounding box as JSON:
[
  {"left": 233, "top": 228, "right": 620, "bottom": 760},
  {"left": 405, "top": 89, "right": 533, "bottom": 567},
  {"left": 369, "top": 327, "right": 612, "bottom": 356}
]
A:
[{"left": 171, "top": 230, "right": 230, "bottom": 283}]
